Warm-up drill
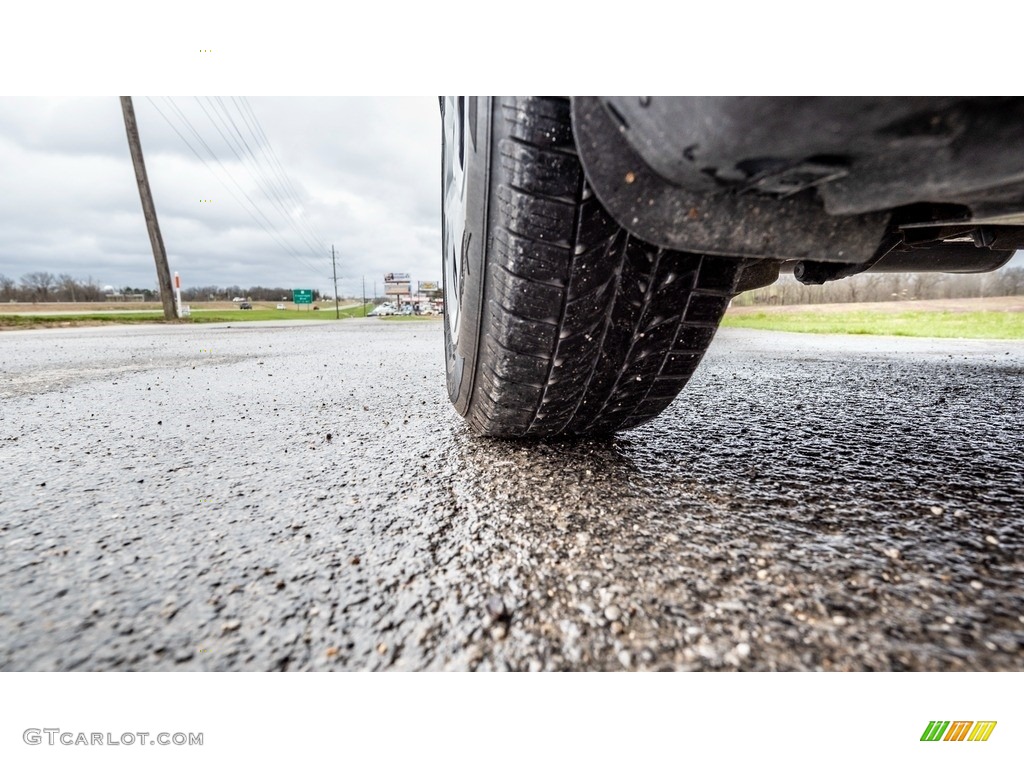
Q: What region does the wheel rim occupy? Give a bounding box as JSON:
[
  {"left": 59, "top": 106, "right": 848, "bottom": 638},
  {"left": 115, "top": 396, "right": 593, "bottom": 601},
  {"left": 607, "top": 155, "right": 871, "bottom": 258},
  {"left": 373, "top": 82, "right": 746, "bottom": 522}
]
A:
[{"left": 442, "top": 97, "right": 467, "bottom": 347}]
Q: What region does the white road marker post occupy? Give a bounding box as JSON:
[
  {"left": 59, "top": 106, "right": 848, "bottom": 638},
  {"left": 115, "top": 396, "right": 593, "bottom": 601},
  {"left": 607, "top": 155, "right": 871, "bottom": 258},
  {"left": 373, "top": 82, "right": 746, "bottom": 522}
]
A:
[{"left": 174, "top": 272, "right": 182, "bottom": 319}]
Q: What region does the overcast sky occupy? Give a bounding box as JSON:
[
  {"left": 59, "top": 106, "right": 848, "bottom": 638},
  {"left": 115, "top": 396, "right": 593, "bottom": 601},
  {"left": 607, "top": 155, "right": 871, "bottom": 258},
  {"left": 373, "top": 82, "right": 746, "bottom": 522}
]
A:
[{"left": 0, "top": 97, "right": 440, "bottom": 297}]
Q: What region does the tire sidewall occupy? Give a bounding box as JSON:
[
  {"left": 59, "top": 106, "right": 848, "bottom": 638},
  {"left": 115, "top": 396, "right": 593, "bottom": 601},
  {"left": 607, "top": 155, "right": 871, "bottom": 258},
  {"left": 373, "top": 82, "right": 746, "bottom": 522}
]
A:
[{"left": 442, "top": 97, "right": 491, "bottom": 416}]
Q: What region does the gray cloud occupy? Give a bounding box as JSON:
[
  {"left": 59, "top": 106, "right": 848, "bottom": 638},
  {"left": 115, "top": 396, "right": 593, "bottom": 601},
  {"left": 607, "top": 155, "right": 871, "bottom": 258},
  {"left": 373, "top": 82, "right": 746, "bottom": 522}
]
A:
[{"left": 0, "top": 97, "right": 441, "bottom": 296}]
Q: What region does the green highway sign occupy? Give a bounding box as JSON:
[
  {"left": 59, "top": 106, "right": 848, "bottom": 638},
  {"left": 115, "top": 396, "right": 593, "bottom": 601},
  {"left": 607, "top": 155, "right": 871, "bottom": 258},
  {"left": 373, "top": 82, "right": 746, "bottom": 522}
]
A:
[{"left": 293, "top": 289, "right": 313, "bottom": 304}]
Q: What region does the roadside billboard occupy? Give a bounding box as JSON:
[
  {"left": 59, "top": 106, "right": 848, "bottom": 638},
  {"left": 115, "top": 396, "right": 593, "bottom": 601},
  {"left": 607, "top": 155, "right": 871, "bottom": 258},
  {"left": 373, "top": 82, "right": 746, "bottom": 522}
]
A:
[
  {"left": 384, "top": 282, "right": 411, "bottom": 295},
  {"left": 384, "top": 273, "right": 410, "bottom": 283}
]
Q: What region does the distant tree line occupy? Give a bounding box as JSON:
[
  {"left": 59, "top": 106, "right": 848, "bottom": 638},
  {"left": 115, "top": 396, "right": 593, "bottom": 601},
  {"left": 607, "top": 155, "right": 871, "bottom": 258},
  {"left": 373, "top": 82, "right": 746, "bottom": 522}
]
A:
[
  {"left": 1, "top": 272, "right": 108, "bottom": 302},
  {"left": 0, "top": 271, "right": 321, "bottom": 303},
  {"left": 6, "top": 266, "right": 1020, "bottom": 307},
  {"left": 734, "top": 266, "right": 1024, "bottom": 306}
]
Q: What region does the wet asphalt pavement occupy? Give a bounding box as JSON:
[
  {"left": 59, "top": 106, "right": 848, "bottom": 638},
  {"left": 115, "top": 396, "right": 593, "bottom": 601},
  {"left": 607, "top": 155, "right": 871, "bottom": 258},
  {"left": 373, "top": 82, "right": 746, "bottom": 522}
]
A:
[{"left": 1, "top": 319, "right": 1022, "bottom": 671}]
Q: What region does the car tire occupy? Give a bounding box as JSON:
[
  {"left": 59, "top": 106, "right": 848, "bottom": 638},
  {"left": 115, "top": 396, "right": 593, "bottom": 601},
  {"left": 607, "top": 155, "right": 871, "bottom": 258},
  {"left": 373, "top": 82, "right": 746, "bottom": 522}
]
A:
[{"left": 442, "top": 96, "right": 745, "bottom": 437}]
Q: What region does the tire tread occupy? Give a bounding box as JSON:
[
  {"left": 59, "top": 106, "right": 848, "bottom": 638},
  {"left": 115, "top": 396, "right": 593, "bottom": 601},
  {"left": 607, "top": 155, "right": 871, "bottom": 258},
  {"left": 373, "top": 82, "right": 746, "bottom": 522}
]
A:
[{"left": 462, "top": 97, "right": 742, "bottom": 436}]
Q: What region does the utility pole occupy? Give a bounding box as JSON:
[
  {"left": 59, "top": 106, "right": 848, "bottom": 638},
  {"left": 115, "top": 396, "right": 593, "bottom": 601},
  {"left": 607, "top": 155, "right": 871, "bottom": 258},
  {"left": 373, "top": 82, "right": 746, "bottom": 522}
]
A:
[
  {"left": 331, "top": 245, "right": 340, "bottom": 319},
  {"left": 362, "top": 276, "right": 366, "bottom": 316},
  {"left": 120, "top": 96, "right": 176, "bottom": 320}
]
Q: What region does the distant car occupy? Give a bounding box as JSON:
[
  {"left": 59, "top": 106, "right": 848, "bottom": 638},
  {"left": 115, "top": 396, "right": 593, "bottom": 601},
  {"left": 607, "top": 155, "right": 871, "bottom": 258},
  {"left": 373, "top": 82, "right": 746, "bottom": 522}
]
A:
[
  {"left": 276, "top": 303, "right": 286, "bottom": 310},
  {"left": 400, "top": 306, "right": 414, "bottom": 316},
  {"left": 232, "top": 297, "right": 245, "bottom": 302},
  {"left": 239, "top": 302, "right": 253, "bottom": 310}
]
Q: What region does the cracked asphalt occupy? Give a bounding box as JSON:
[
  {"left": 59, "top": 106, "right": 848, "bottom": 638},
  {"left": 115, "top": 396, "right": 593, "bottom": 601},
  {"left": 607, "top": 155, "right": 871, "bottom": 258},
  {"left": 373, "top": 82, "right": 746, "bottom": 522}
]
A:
[{"left": 1, "top": 319, "right": 1022, "bottom": 670}]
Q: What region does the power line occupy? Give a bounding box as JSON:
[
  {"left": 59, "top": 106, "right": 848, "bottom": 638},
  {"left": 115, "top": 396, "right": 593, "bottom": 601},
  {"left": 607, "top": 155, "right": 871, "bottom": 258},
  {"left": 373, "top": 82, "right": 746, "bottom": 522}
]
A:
[
  {"left": 233, "top": 97, "right": 331, "bottom": 255},
  {"left": 163, "top": 96, "right": 331, "bottom": 279},
  {"left": 154, "top": 97, "right": 330, "bottom": 279},
  {"left": 210, "top": 97, "right": 330, "bottom": 258},
  {"left": 193, "top": 96, "right": 329, "bottom": 263},
  {"left": 145, "top": 97, "right": 331, "bottom": 281}
]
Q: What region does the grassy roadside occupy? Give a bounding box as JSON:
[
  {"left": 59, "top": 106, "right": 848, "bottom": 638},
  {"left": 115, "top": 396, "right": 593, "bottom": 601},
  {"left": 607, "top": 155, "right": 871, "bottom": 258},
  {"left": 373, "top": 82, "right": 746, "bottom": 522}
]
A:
[
  {"left": 721, "top": 310, "right": 1024, "bottom": 340},
  {"left": 5, "top": 299, "right": 1020, "bottom": 338},
  {"left": 0, "top": 303, "right": 373, "bottom": 329}
]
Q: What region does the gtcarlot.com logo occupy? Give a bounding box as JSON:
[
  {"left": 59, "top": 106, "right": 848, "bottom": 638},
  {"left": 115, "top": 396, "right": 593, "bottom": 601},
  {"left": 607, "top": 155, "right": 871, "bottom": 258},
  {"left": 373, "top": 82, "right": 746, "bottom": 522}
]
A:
[
  {"left": 23, "top": 729, "right": 203, "bottom": 747},
  {"left": 920, "top": 721, "right": 997, "bottom": 742}
]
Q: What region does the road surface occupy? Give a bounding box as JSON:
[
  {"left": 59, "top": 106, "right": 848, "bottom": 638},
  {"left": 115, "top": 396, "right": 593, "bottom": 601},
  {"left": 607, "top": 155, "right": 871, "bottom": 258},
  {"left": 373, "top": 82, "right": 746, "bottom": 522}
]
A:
[{"left": 1, "top": 320, "right": 1021, "bottom": 670}]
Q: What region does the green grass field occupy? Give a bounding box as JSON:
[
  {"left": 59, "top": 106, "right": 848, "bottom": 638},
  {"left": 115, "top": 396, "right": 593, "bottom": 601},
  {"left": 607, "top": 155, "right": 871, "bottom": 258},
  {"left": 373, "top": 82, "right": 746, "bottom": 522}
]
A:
[
  {"left": 0, "top": 304, "right": 373, "bottom": 328},
  {"left": 188, "top": 304, "right": 372, "bottom": 322},
  {"left": 721, "top": 310, "right": 1024, "bottom": 340},
  {"left": 5, "top": 302, "right": 1019, "bottom": 339}
]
